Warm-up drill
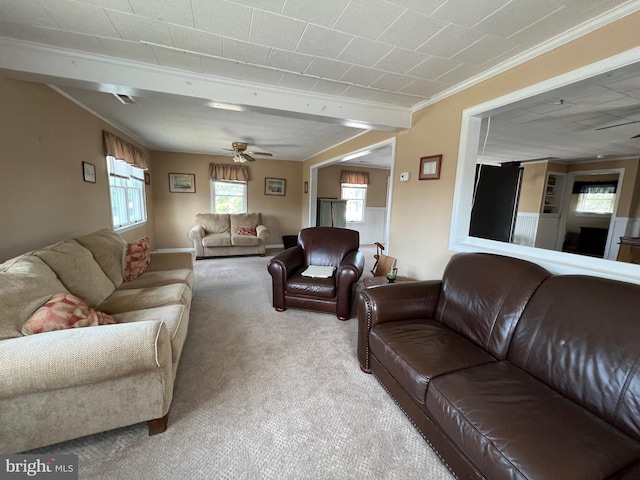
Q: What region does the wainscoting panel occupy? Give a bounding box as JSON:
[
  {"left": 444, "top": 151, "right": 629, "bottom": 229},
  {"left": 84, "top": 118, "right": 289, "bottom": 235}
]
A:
[
  {"left": 512, "top": 213, "right": 539, "bottom": 247},
  {"left": 347, "top": 207, "right": 387, "bottom": 244}
]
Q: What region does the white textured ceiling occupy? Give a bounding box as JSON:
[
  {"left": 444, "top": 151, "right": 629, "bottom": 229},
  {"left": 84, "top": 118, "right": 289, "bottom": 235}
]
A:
[{"left": 0, "top": 0, "right": 639, "bottom": 163}]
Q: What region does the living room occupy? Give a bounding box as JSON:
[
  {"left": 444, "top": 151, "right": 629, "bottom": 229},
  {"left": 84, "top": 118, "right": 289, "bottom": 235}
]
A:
[{"left": 2, "top": 1, "right": 640, "bottom": 478}]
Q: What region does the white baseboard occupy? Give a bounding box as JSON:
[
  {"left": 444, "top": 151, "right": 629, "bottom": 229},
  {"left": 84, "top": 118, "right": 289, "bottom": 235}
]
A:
[
  {"left": 266, "top": 244, "right": 285, "bottom": 249},
  {"left": 154, "top": 248, "right": 195, "bottom": 253}
]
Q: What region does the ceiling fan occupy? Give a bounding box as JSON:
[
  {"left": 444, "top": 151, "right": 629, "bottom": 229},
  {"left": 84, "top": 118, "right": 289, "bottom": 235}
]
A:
[{"left": 223, "top": 142, "right": 273, "bottom": 163}]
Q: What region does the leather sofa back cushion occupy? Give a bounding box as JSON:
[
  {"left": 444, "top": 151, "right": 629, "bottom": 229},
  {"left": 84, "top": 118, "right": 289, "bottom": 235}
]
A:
[
  {"left": 74, "top": 228, "right": 126, "bottom": 287},
  {"left": 22, "top": 292, "right": 117, "bottom": 335},
  {"left": 509, "top": 275, "right": 640, "bottom": 441},
  {"left": 0, "top": 255, "right": 69, "bottom": 339},
  {"left": 195, "top": 213, "right": 230, "bottom": 234},
  {"left": 35, "top": 240, "right": 116, "bottom": 309},
  {"left": 435, "top": 253, "right": 551, "bottom": 360},
  {"left": 299, "top": 227, "right": 359, "bottom": 267}
]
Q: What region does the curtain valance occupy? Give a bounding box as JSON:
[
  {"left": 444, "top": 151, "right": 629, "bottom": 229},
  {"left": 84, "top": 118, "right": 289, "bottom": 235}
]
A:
[
  {"left": 340, "top": 170, "right": 370, "bottom": 184},
  {"left": 572, "top": 180, "right": 618, "bottom": 194},
  {"left": 102, "top": 131, "right": 148, "bottom": 170},
  {"left": 209, "top": 163, "right": 249, "bottom": 181}
]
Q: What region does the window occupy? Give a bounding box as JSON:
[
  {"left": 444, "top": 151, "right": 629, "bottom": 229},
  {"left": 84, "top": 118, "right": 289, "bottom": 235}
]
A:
[
  {"left": 574, "top": 182, "right": 617, "bottom": 215},
  {"left": 107, "top": 156, "right": 146, "bottom": 229},
  {"left": 341, "top": 183, "right": 367, "bottom": 222},
  {"left": 212, "top": 180, "right": 247, "bottom": 213}
]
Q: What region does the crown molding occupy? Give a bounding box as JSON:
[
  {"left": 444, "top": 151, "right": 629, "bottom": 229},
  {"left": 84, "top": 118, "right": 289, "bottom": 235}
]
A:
[{"left": 411, "top": 2, "right": 640, "bottom": 113}]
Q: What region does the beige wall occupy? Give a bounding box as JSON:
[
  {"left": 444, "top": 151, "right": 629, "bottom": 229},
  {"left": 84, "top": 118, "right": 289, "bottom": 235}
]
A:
[
  {"left": 0, "top": 77, "right": 154, "bottom": 262},
  {"left": 151, "top": 151, "right": 304, "bottom": 249},
  {"left": 317, "top": 164, "right": 389, "bottom": 207},
  {"left": 303, "top": 11, "right": 640, "bottom": 280}
]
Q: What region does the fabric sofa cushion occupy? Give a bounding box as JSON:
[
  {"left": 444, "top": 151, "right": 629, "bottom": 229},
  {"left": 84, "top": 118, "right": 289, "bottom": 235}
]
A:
[
  {"left": 230, "top": 212, "right": 261, "bottom": 231},
  {"left": 34, "top": 239, "right": 116, "bottom": 308},
  {"left": 369, "top": 320, "right": 496, "bottom": 404},
  {"left": 0, "top": 255, "right": 69, "bottom": 339},
  {"left": 22, "top": 292, "right": 117, "bottom": 335},
  {"left": 117, "top": 268, "right": 195, "bottom": 291},
  {"left": 426, "top": 362, "right": 640, "bottom": 480},
  {"left": 196, "top": 213, "right": 230, "bottom": 234},
  {"left": 74, "top": 228, "right": 126, "bottom": 287},
  {"left": 113, "top": 304, "right": 188, "bottom": 363},
  {"left": 231, "top": 232, "right": 261, "bottom": 246},
  {"left": 124, "top": 237, "right": 151, "bottom": 281},
  {"left": 202, "top": 233, "right": 232, "bottom": 247},
  {"left": 98, "top": 283, "right": 192, "bottom": 315}
]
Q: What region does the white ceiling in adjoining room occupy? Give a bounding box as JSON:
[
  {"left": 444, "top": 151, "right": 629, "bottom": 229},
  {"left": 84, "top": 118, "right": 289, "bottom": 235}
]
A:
[{"left": 0, "top": 0, "right": 639, "bottom": 165}]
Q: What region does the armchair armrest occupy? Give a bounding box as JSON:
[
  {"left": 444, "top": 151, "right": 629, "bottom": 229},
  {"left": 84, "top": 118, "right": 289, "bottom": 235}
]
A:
[
  {"left": 148, "top": 251, "right": 194, "bottom": 271},
  {"left": 267, "top": 247, "right": 304, "bottom": 311},
  {"left": 0, "top": 321, "right": 172, "bottom": 398},
  {"left": 357, "top": 280, "right": 441, "bottom": 371},
  {"left": 334, "top": 250, "right": 365, "bottom": 319}
]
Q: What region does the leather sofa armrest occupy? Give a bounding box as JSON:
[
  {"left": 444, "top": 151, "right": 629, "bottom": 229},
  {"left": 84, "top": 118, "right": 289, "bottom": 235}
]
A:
[
  {"left": 337, "top": 250, "right": 365, "bottom": 281},
  {"left": 0, "top": 321, "right": 172, "bottom": 398},
  {"left": 357, "top": 280, "right": 441, "bottom": 371}
]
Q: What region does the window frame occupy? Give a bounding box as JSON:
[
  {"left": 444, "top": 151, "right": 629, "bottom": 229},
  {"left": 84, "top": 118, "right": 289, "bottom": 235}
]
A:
[
  {"left": 106, "top": 156, "right": 147, "bottom": 231},
  {"left": 211, "top": 179, "right": 248, "bottom": 214},
  {"left": 341, "top": 183, "right": 367, "bottom": 223}
]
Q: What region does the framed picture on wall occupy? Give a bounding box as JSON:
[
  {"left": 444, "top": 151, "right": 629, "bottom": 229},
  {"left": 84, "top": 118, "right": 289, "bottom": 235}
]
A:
[
  {"left": 419, "top": 155, "right": 442, "bottom": 180},
  {"left": 265, "top": 177, "right": 286, "bottom": 196},
  {"left": 169, "top": 173, "right": 196, "bottom": 193},
  {"left": 82, "top": 161, "right": 96, "bottom": 183}
]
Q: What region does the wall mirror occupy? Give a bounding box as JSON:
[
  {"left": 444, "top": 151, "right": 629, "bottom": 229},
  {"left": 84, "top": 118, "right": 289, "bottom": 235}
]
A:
[{"left": 451, "top": 48, "right": 640, "bottom": 283}]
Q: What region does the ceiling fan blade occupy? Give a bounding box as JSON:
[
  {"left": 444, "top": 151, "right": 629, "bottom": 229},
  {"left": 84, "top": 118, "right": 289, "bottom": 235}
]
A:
[
  {"left": 595, "top": 120, "right": 640, "bottom": 131},
  {"left": 250, "top": 151, "right": 273, "bottom": 156},
  {"left": 241, "top": 152, "right": 256, "bottom": 162}
]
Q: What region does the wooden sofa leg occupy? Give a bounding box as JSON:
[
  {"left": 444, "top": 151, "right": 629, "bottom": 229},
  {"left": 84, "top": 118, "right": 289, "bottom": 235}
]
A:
[
  {"left": 148, "top": 414, "right": 169, "bottom": 435},
  {"left": 195, "top": 256, "right": 204, "bottom": 260},
  {"left": 275, "top": 307, "right": 287, "bottom": 312},
  {"left": 360, "top": 365, "right": 372, "bottom": 374}
]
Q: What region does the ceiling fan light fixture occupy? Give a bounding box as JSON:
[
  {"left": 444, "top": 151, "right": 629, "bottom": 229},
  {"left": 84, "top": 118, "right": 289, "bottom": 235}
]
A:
[{"left": 233, "top": 153, "right": 246, "bottom": 163}]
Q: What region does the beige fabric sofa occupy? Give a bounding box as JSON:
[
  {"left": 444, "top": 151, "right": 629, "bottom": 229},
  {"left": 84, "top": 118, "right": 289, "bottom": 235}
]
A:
[
  {"left": 188, "top": 213, "right": 269, "bottom": 259},
  {"left": 0, "top": 229, "right": 194, "bottom": 454}
]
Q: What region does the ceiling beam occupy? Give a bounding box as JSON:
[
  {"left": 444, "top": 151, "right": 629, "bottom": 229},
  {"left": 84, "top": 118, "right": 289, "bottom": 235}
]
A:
[{"left": 0, "top": 37, "right": 411, "bottom": 132}]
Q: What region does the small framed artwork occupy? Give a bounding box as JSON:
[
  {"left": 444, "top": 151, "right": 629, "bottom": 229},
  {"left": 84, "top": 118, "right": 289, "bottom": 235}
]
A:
[
  {"left": 419, "top": 155, "right": 442, "bottom": 180},
  {"left": 265, "top": 177, "right": 286, "bottom": 196},
  {"left": 82, "top": 161, "right": 96, "bottom": 183},
  {"left": 144, "top": 172, "right": 151, "bottom": 185},
  {"left": 169, "top": 173, "right": 196, "bottom": 193},
  {"left": 304, "top": 181, "right": 308, "bottom": 194}
]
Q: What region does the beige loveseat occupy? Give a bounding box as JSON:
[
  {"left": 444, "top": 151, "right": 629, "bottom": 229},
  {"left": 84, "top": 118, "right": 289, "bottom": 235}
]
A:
[
  {"left": 0, "top": 229, "right": 194, "bottom": 454},
  {"left": 188, "top": 213, "right": 269, "bottom": 259}
]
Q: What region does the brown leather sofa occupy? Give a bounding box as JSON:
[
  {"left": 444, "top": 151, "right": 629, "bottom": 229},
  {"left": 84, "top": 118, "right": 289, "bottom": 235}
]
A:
[
  {"left": 357, "top": 252, "right": 640, "bottom": 480},
  {"left": 267, "top": 227, "right": 364, "bottom": 320}
]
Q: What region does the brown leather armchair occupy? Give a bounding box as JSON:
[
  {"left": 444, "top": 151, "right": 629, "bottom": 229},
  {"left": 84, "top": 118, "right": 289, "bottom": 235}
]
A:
[{"left": 267, "top": 227, "right": 365, "bottom": 320}]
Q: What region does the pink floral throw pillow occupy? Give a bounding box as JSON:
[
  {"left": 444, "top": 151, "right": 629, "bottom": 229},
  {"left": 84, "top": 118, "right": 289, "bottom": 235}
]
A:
[
  {"left": 237, "top": 227, "right": 257, "bottom": 236},
  {"left": 124, "top": 236, "right": 151, "bottom": 281},
  {"left": 22, "top": 292, "right": 117, "bottom": 335}
]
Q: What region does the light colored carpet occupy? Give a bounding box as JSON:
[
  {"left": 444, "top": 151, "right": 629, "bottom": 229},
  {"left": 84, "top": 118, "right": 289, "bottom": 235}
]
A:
[{"left": 29, "top": 253, "right": 454, "bottom": 480}]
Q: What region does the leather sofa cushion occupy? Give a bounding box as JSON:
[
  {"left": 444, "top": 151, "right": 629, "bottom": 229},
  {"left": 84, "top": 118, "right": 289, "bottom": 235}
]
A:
[
  {"left": 202, "top": 233, "right": 232, "bottom": 247},
  {"left": 286, "top": 272, "right": 335, "bottom": 298},
  {"left": 427, "top": 362, "right": 640, "bottom": 480},
  {"left": 435, "top": 253, "right": 550, "bottom": 360},
  {"left": 509, "top": 275, "right": 640, "bottom": 442},
  {"left": 369, "top": 320, "right": 496, "bottom": 404}
]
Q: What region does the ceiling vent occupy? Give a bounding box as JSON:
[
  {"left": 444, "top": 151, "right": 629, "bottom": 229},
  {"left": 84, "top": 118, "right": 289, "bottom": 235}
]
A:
[{"left": 113, "top": 93, "right": 137, "bottom": 105}]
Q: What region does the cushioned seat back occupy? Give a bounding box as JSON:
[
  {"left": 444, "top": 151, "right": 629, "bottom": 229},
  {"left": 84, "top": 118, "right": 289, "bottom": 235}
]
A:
[
  {"left": 298, "top": 227, "right": 359, "bottom": 267},
  {"left": 74, "top": 229, "right": 126, "bottom": 287},
  {"left": 230, "top": 213, "right": 262, "bottom": 232},
  {"left": 435, "top": 253, "right": 551, "bottom": 359},
  {"left": 0, "top": 255, "right": 68, "bottom": 339},
  {"left": 195, "top": 214, "right": 230, "bottom": 234},
  {"left": 508, "top": 275, "right": 640, "bottom": 441}
]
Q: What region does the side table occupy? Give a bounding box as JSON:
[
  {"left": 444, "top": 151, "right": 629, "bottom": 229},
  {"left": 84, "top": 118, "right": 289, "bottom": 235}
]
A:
[{"left": 363, "top": 275, "right": 415, "bottom": 288}]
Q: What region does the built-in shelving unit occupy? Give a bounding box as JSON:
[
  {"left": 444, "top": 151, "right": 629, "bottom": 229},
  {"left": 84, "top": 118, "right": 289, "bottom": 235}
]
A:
[{"left": 541, "top": 172, "right": 566, "bottom": 216}]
